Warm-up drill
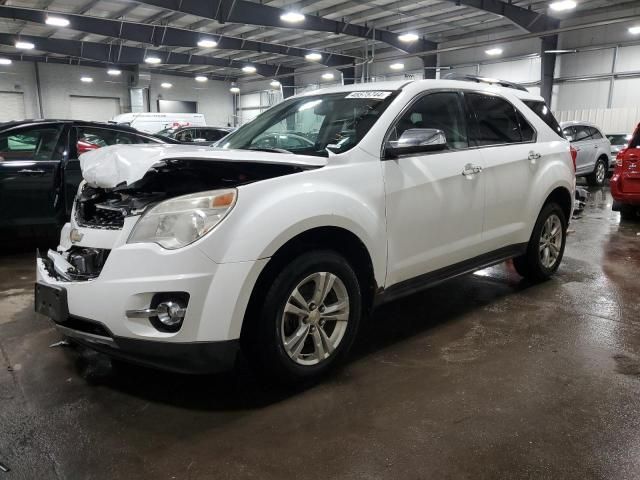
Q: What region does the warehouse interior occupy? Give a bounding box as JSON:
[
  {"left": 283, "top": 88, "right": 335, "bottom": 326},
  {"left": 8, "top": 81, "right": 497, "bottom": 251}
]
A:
[{"left": 1, "top": 0, "right": 640, "bottom": 478}]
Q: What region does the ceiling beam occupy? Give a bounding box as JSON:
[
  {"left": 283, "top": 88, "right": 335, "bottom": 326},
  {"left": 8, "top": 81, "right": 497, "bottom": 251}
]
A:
[
  {"left": 0, "top": 5, "right": 356, "bottom": 67},
  {"left": 0, "top": 33, "right": 292, "bottom": 77},
  {"left": 444, "top": 0, "right": 559, "bottom": 33},
  {"left": 133, "top": 0, "right": 437, "bottom": 54}
]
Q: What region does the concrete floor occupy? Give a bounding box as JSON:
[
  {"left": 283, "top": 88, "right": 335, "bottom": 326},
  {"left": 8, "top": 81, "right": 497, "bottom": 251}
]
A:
[{"left": 2, "top": 185, "right": 640, "bottom": 479}]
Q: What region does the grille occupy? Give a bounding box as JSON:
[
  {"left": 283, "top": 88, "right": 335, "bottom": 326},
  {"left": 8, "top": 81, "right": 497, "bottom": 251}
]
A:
[
  {"left": 76, "top": 205, "right": 125, "bottom": 229},
  {"left": 59, "top": 316, "right": 113, "bottom": 338}
]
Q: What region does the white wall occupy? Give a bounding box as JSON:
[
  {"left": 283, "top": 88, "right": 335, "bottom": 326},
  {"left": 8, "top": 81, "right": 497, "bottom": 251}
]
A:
[{"left": 0, "top": 61, "right": 39, "bottom": 119}]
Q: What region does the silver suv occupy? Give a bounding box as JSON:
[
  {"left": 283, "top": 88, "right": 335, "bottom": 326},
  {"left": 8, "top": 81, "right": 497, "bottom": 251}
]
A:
[{"left": 561, "top": 121, "right": 611, "bottom": 186}]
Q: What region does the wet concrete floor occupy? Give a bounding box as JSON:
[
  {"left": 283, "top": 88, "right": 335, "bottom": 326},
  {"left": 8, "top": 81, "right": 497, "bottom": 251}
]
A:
[{"left": 1, "top": 184, "right": 640, "bottom": 479}]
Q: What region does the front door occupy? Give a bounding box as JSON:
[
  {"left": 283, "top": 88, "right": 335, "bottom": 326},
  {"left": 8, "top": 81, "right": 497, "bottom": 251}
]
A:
[
  {"left": 0, "top": 124, "right": 66, "bottom": 230},
  {"left": 565, "top": 125, "right": 596, "bottom": 175},
  {"left": 383, "top": 91, "right": 486, "bottom": 286}
]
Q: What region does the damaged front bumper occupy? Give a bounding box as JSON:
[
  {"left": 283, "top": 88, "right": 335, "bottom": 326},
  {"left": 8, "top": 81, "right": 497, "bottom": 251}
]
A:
[{"left": 35, "top": 229, "right": 265, "bottom": 374}]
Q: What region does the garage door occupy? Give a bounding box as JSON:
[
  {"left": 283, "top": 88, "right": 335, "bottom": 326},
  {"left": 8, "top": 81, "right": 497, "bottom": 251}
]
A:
[
  {"left": 0, "top": 92, "right": 26, "bottom": 122},
  {"left": 69, "top": 96, "right": 121, "bottom": 122}
]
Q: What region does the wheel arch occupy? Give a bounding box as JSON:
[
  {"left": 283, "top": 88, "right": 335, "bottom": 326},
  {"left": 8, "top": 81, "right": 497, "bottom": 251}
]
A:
[{"left": 543, "top": 185, "right": 573, "bottom": 223}]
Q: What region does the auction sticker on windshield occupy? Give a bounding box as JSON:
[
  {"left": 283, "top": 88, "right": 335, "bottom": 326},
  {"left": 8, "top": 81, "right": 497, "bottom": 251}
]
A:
[{"left": 345, "top": 91, "right": 393, "bottom": 99}]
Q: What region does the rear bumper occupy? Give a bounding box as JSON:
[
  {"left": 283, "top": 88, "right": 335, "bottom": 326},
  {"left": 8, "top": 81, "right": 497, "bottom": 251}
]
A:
[{"left": 610, "top": 173, "right": 640, "bottom": 205}]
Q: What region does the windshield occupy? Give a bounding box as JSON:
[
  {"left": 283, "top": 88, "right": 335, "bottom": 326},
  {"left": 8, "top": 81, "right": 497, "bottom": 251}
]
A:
[
  {"left": 606, "top": 134, "right": 632, "bottom": 145},
  {"left": 220, "top": 91, "right": 398, "bottom": 156}
]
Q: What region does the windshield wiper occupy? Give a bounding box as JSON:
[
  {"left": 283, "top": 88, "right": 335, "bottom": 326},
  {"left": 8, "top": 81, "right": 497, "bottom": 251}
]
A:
[{"left": 247, "top": 147, "right": 292, "bottom": 154}]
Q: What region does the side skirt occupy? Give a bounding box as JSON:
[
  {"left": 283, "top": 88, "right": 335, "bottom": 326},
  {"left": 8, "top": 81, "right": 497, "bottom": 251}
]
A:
[{"left": 374, "top": 243, "right": 527, "bottom": 306}]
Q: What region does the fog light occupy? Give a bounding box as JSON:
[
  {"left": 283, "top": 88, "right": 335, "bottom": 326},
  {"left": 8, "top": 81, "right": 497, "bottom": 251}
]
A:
[
  {"left": 156, "top": 301, "right": 185, "bottom": 327},
  {"left": 126, "top": 292, "right": 189, "bottom": 333},
  {"left": 70, "top": 228, "right": 83, "bottom": 243}
]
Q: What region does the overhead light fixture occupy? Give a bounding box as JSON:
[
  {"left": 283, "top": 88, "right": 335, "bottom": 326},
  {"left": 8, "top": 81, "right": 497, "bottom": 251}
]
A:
[
  {"left": 242, "top": 65, "right": 256, "bottom": 73},
  {"left": 321, "top": 72, "right": 334, "bottom": 80},
  {"left": 629, "top": 26, "right": 640, "bottom": 35},
  {"left": 197, "top": 39, "right": 217, "bottom": 48},
  {"left": 161, "top": 82, "right": 172, "bottom": 88},
  {"left": 280, "top": 12, "right": 305, "bottom": 23},
  {"left": 80, "top": 76, "right": 93, "bottom": 83},
  {"left": 0, "top": 58, "right": 12, "bottom": 65},
  {"left": 270, "top": 79, "right": 281, "bottom": 87},
  {"left": 398, "top": 33, "right": 419, "bottom": 42},
  {"left": 389, "top": 63, "right": 404, "bottom": 70},
  {"left": 195, "top": 75, "right": 208, "bottom": 82},
  {"left": 544, "top": 49, "right": 576, "bottom": 54},
  {"left": 485, "top": 47, "right": 503, "bottom": 56},
  {"left": 107, "top": 68, "right": 121, "bottom": 76},
  {"left": 145, "top": 55, "right": 161, "bottom": 64},
  {"left": 45, "top": 16, "right": 70, "bottom": 27},
  {"left": 305, "top": 52, "right": 322, "bottom": 61},
  {"left": 230, "top": 86, "right": 240, "bottom": 93},
  {"left": 15, "top": 41, "right": 35, "bottom": 50},
  {"left": 549, "top": 1, "right": 577, "bottom": 11}
]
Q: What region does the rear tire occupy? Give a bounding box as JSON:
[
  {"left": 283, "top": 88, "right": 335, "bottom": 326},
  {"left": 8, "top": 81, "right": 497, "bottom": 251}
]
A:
[
  {"left": 587, "top": 158, "right": 607, "bottom": 187},
  {"left": 513, "top": 202, "right": 567, "bottom": 282},
  {"left": 620, "top": 205, "right": 639, "bottom": 221},
  {"left": 243, "top": 250, "right": 362, "bottom": 384}
]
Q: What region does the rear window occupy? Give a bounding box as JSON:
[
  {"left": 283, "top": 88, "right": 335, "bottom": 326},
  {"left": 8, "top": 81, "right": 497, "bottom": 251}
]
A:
[
  {"left": 523, "top": 100, "right": 563, "bottom": 139},
  {"left": 630, "top": 127, "right": 640, "bottom": 149}
]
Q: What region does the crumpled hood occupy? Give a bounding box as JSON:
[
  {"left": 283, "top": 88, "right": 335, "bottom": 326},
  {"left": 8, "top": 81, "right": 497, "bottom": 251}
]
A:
[{"left": 80, "top": 144, "right": 327, "bottom": 188}]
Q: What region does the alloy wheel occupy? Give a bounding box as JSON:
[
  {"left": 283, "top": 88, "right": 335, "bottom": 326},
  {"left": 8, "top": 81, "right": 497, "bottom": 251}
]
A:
[
  {"left": 280, "top": 272, "right": 350, "bottom": 366},
  {"left": 596, "top": 162, "right": 606, "bottom": 184},
  {"left": 539, "top": 214, "right": 563, "bottom": 269}
]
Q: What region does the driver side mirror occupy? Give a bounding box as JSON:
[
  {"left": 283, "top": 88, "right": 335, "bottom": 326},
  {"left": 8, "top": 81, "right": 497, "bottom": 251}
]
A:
[{"left": 384, "top": 128, "right": 447, "bottom": 158}]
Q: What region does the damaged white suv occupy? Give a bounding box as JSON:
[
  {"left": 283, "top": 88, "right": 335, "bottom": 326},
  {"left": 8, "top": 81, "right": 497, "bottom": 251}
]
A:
[{"left": 36, "top": 79, "right": 575, "bottom": 382}]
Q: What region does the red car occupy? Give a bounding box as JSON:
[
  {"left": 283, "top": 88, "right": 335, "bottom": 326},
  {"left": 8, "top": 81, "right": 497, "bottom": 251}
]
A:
[{"left": 611, "top": 123, "right": 640, "bottom": 220}]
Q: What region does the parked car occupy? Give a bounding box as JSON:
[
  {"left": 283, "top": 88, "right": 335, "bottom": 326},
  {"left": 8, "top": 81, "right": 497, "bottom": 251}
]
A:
[
  {"left": 156, "top": 126, "right": 233, "bottom": 145},
  {"left": 35, "top": 79, "right": 575, "bottom": 383},
  {"left": 0, "top": 120, "right": 165, "bottom": 240},
  {"left": 606, "top": 133, "right": 633, "bottom": 158},
  {"left": 611, "top": 123, "right": 640, "bottom": 220},
  {"left": 111, "top": 113, "right": 207, "bottom": 134},
  {"left": 561, "top": 121, "right": 611, "bottom": 186}
]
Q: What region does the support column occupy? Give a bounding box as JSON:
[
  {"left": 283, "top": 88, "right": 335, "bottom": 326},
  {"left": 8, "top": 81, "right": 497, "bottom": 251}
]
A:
[
  {"left": 540, "top": 36, "right": 558, "bottom": 106},
  {"left": 281, "top": 75, "right": 296, "bottom": 98},
  {"left": 339, "top": 65, "right": 355, "bottom": 85},
  {"left": 421, "top": 54, "right": 438, "bottom": 80}
]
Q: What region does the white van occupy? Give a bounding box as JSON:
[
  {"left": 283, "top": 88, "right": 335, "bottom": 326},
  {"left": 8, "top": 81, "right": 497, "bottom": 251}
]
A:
[{"left": 111, "top": 113, "right": 206, "bottom": 134}]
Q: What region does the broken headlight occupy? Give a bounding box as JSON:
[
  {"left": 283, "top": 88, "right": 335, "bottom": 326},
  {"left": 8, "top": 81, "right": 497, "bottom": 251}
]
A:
[{"left": 127, "top": 189, "right": 237, "bottom": 249}]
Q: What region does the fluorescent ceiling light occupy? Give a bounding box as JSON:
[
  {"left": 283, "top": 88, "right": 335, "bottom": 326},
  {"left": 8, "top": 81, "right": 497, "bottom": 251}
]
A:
[
  {"left": 544, "top": 49, "right": 576, "bottom": 54},
  {"left": 0, "top": 58, "right": 12, "bottom": 65},
  {"left": 107, "top": 68, "right": 121, "bottom": 75},
  {"left": 280, "top": 12, "right": 305, "bottom": 23},
  {"left": 549, "top": 1, "right": 577, "bottom": 11},
  {"left": 321, "top": 72, "right": 334, "bottom": 80},
  {"left": 270, "top": 80, "right": 281, "bottom": 87},
  {"left": 45, "top": 16, "right": 70, "bottom": 27},
  {"left": 161, "top": 82, "right": 172, "bottom": 88},
  {"left": 15, "top": 41, "right": 34, "bottom": 50},
  {"left": 195, "top": 75, "right": 208, "bottom": 82},
  {"left": 80, "top": 76, "right": 93, "bottom": 83},
  {"left": 145, "top": 55, "right": 161, "bottom": 64},
  {"left": 485, "top": 47, "right": 503, "bottom": 56},
  {"left": 230, "top": 86, "right": 240, "bottom": 93},
  {"left": 389, "top": 63, "right": 404, "bottom": 70},
  {"left": 242, "top": 65, "right": 257, "bottom": 73},
  {"left": 305, "top": 52, "right": 322, "bottom": 61},
  {"left": 629, "top": 26, "right": 640, "bottom": 35},
  {"left": 197, "top": 39, "right": 217, "bottom": 48},
  {"left": 398, "top": 33, "right": 419, "bottom": 42}
]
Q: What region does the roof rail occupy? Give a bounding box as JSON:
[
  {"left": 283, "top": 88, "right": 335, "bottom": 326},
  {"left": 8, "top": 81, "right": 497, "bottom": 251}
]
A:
[{"left": 443, "top": 73, "right": 529, "bottom": 92}]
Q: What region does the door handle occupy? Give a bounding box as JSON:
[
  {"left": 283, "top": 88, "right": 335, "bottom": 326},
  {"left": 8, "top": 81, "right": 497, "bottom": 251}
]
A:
[
  {"left": 18, "top": 169, "right": 46, "bottom": 175},
  {"left": 462, "top": 163, "right": 483, "bottom": 176},
  {"left": 528, "top": 151, "right": 542, "bottom": 162}
]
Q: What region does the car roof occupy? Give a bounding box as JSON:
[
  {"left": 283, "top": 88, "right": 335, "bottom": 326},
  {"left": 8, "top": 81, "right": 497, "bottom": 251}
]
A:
[
  {"left": 0, "top": 119, "right": 154, "bottom": 135},
  {"left": 298, "top": 78, "right": 544, "bottom": 102}
]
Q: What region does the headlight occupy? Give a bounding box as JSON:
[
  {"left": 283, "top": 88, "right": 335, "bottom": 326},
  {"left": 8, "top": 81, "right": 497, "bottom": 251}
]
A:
[{"left": 127, "top": 189, "right": 237, "bottom": 249}]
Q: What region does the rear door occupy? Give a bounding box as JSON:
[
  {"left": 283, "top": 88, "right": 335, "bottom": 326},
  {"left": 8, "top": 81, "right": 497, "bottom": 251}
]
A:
[
  {"left": 567, "top": 125, "right": 596, "bottom": 175},
  {"left": 464, "top": 92, "right": 538, "bottom": 250},
  {"left": 0, "top": 124, "right": 66, "bottom": 228}
]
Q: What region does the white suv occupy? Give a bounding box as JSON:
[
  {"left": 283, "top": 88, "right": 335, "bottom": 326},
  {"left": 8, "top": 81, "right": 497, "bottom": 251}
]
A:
[{"left": 36, "top": 79, "right": 575, "bottom": 383}]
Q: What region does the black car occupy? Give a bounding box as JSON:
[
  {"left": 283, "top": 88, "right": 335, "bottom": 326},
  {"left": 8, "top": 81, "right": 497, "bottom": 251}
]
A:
[
  {"left": 0, "top": 120, "right": 165, "bottom": 240},
  {"left": 156, "top": 126, "right": 233, "bottom": 145}
]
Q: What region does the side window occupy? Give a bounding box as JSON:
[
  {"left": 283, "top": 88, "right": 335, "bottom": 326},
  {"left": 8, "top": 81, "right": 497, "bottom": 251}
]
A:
[
  {"left": 203, "top": 129, "right": 223, "bottom": 141},
  {"left": 516, "top": 110, "right": 536, "bottom": 142},
  {"left": 562, "top": 126, "right": 576, "bottom": 141},
  {"left": 573, "top": 125, "right": 592, "bottom": 142},
  {"left": 523, "top": 100, "right": 564, "bottom": 139},
  {"left": 588, "top": 127, "right": 603, "bottom": 140},
  {"left": 389, "top": 92, "right": 469, "bottom": 150},
  {"left": 176, "top": 129, "right": 194, "bottom": 142},
  {"left": 0, "top": 126, "right": 63, "bottom": 161},
  {"left": 466, "top": 93, "right": 522, "bottom": 146}
]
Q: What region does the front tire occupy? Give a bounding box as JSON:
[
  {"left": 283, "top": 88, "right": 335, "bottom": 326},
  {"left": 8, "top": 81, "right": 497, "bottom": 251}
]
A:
[
  {"left": 514, "top": 202, "right": 567, "bottom": 282},
  {"left": 587, "top": 158, "right": 607, "bottom": 187},
  {"left": 244, "top": 250, "right": 362, "bottom": 384}
]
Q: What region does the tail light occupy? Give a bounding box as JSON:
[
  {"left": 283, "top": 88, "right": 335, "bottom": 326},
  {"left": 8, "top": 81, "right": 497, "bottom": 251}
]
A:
[
  {"left": 77, "top": 140, "right": 100, "bottom": 155},
  {"left": 616, "top": 150, "right": 625, "bottom": 167},
  {"left": 570, "top": 146, "right": 577, "bottom": 171}
]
